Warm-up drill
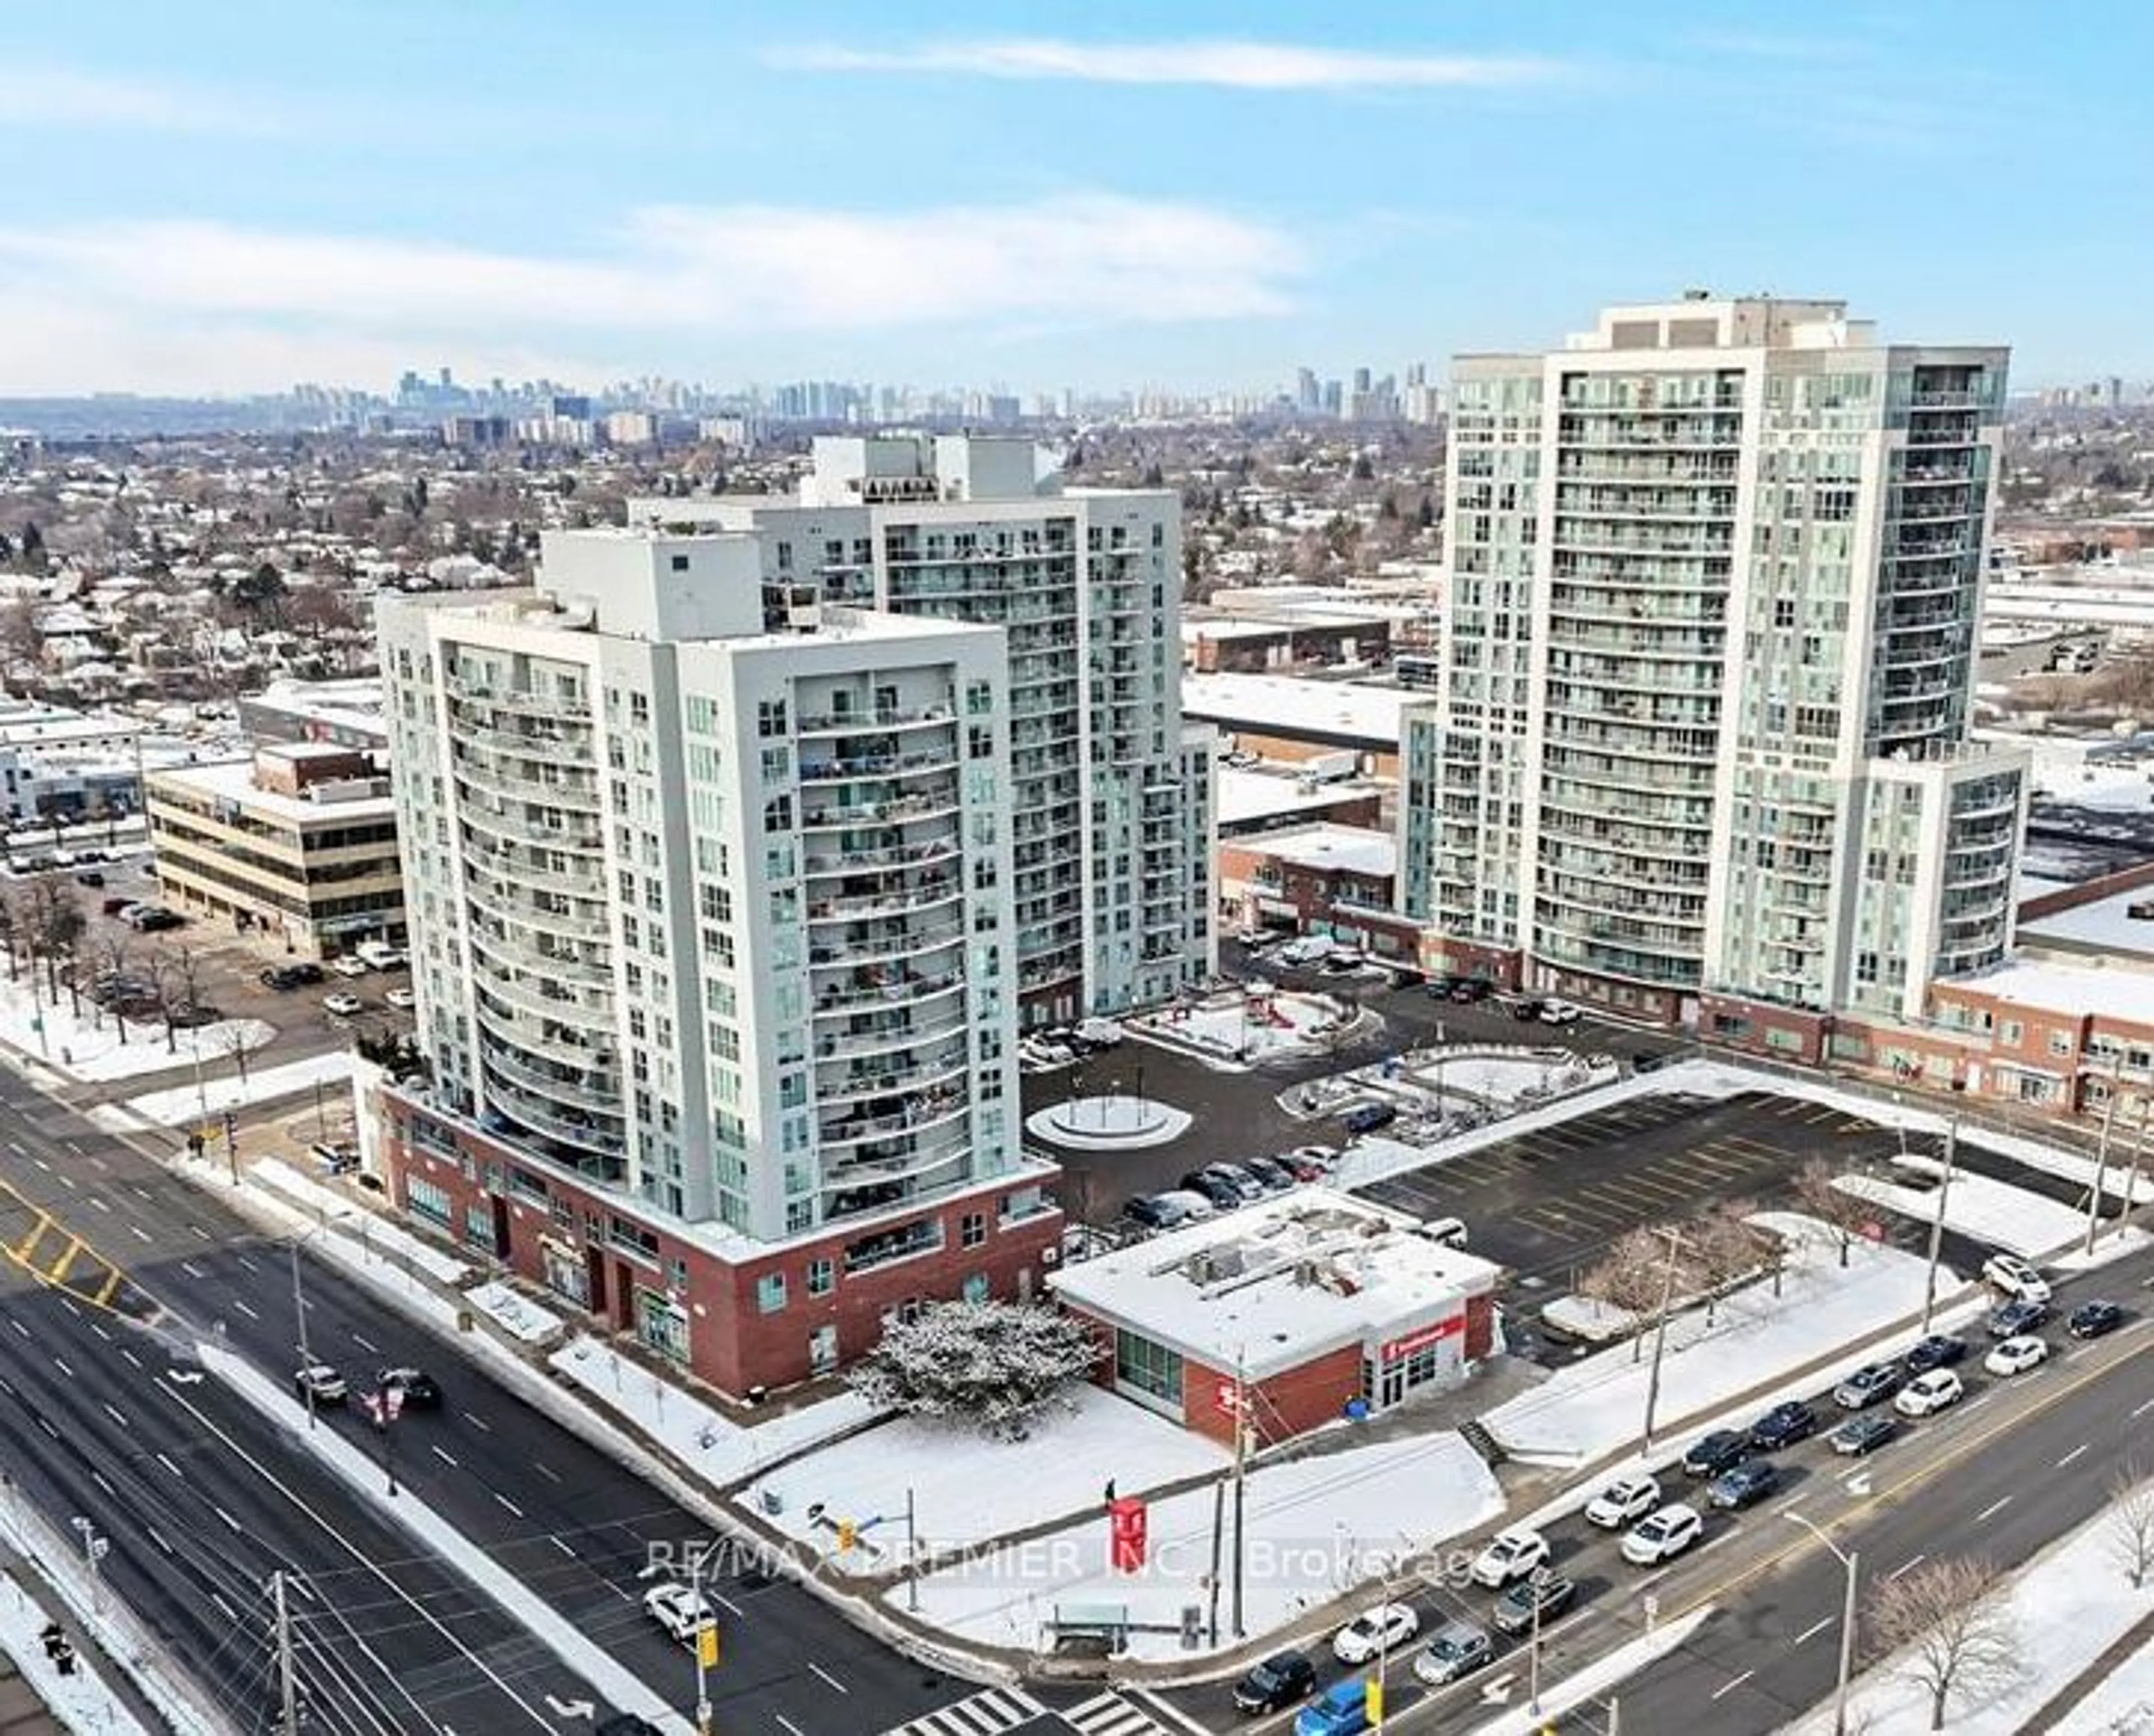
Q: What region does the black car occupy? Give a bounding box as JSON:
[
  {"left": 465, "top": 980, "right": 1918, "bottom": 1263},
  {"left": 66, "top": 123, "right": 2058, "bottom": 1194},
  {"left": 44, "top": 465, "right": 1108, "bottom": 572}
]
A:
[
  {"left": 1340, "top": 1103, "right": 1397, "bottom": 1136},
  {"left": 1709, "top": 1459, "right": 1782, "bottom": 1510},
  {"left": 74, "top": 869, "right": 104, "bottom": 887},
  {"left": 1749, "top": 1401, "right": 1819, "bottom": 1452},
  {"left": 260, "top": 965, "right": 303, "bottom": 991},
  {"left": 2068, "top": 1300, "right": 2124, "bottom": 1340},
  {"left": 1449, "top": 978, "right": 1492, "bottom": 1002},
  {"left": 1231, "top": 1650, "right": 1316, "bottom": 1714},
  {"left": 1491, "top": 1574, "right": 1576, "bottom": 1636},
  {"left": 1904, "top": 1333, "right": 1969, "bottom": 1374},
  {"left": 1829, "top": 1412, "right": 1899, "bottom": 1457},
  {"left": 1987, "top": 1298, "right": 2048, "bottom": 1339},
  {"left": 1124, "top": 1194, "right": 1195, "bottom": 1231},
  {"left": 288, "top": 961, "right": 326, "bottom": 984},
  {"left": 1682, "top": 1429, "right": 1750, "bottom": 1478},
  {"left": 1509, "top": 997, "right": 1544, "bottom": 1021},
  {"left": 1180, "top": 1167, "right": 1254, "bottom": 1210},
  {"left": 377, "top": 1367, "right": 443, "bottom": 1408},
  {"left": 1239, "top": 1155, "right": 1297, "bottom": 1193}
]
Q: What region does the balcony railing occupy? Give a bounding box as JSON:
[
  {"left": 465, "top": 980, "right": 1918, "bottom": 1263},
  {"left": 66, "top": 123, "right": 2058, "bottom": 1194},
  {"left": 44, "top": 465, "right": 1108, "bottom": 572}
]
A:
[{"left": 813, "top": 971, "right": 964, "bottom": 1016}]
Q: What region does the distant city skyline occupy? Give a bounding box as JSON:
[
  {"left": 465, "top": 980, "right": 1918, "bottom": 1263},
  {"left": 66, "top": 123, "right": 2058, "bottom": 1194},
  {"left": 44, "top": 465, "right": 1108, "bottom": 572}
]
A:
[{"left": 1, "top": 2, "right": 2148, "bottom": 394}]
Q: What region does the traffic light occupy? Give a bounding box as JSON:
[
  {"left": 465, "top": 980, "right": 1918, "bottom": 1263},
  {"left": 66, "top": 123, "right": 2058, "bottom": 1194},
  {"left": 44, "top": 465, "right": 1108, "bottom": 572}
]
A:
[{"left": 695, "top": 1624, "right": 719, "bottom": 1669}]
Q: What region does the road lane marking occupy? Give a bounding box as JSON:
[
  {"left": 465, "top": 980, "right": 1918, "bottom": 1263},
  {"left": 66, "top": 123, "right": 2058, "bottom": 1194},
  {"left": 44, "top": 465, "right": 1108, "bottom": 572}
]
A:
[
  {"left": 234, "top": 1255, "right": 259, "bottom": 1273},
  {"left": 776, "top": 1717, "right": 807, "bottom": 1736},
  {"left": 4, "top": 1319, "right": 24, "bottom": 1339},
  {"left": 87, "top": 1195, "right": 111, "bottom": 1213},
  {"left": 210, "top": 1592, "right": 237, "bottom": 1622},
  {"left": 1976, "top": 1496, "right": 2013, "bottom": 1522},
  {"left": 102, "top": 1404, "right": 127, "bottom": 1429},
  {"left": 1793, "top": 1617, "right": 1834, "bottom": 1645},
  {"left": 55, "top": 1172, "right": 73, "bottom": 1189},
  {"left": 188, "top": 1226, "right": 209, "bottom": 1240},
  {"left": 1890, "top": 1554, "right": 1927, "bottom": 1581},
  {"left": 4, "top": 1142, "right": 21, "bottom": 1158},
  {"left": 127, "top": 1225, "right": 151, "bottom": 1244},
  {"left": 230, "top": 1300, "right": 259, "bottom": 1321},
  {"left": 496, "top": 1493, "right": 523, "bottom": 1518},
  {"left": 2132, "top": 1396, "right": 2154, "bottom": 1420},
  {"left": 214, "top": 1506, "right": 242, "bottom": 1534},
  {"left": 148, "top": 1526, "right": 172, "bottom": 1554},
  {"left": 88, "top": 1323, "right": 108, "bottom": 1342},
  {"left": 34, "top": 1415, "right": 56, "bottom": 1439},
  {"left": 1711, "top": 1670, "right": 1756, "bottom": 1700},
  {"left": 809, "top": 1663, "right": 847, "bottom": 1693},
  {"left": 31, "top": 1158, "right": 48, "bottom": 1172},
  {"left": 129, "top": 1186, "right": 152, "bottom": 1201},
  {"left": 712, "top": 1591, "right": 744, "bottom": 1617},
  {"left": 51, "top": 1357, "right": 71, "bottom": 1378},
  {"left": 432, "top": 1445, "right": 459, "bottom": 1467},
  {"left": 89, "top": 1470, "right": 112, "bottom": 1494},
  {"left": 119, "top": 1350, "right": 140, "bottom": 1369},
  {"left": 463, "top": 1412, "right": 493, "bottom": 1433},
  {"left": 351, "top": 1333, "right": 380, "bottom": 1353},
  {"left": 180, "top": 1261, "right": 205, "bottom": 1279},
  {"left": 1963, "top": 1393, "right": 1994, "bottom": 1412},
  {"left": 550, "top": 1536, "right": 576, "bottom": 1557},
  {"left": 2058, "top": 1444, "right": 2089, "bottom": 1468},
  {"left": 532, "top": 1462, "right": 561, "bottom": 1483},
  {"left": 156, "top": 1454, "right": 183, "bottom": 1478}
]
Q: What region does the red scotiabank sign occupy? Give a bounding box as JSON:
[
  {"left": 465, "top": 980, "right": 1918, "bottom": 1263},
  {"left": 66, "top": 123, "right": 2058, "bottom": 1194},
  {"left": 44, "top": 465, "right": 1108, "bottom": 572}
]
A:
[
  {"left": 1379, "top": 1313, "right": 1464, "bottom": 1364},
  {"left": 1108, "top": 1497, "right": 1148, "bottom": 1573}
]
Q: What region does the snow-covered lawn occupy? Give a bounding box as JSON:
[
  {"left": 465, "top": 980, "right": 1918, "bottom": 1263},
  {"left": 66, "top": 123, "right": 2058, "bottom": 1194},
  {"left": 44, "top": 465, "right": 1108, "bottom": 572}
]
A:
[
  {"left": 549, "top": 1334, "right": 878, "bottom": 1489},
  {"left": 1784, "top": 1485, "right": 2154, "bottom": 1734},
  {"left": 464, "top": 1280, "right": 564, "bottom": 1344},
  {"left": 1130, "top": 986, "right": 1352, "bottom": 1066},
  {"left": 1539, "top": 1293, "right": 1640, "bottom": 1345},
  {"left": 902, "top": 1430, "right": 1503, "bottom": 1660},
  {"left": 114, "top": 1048, "right": 355, "bottom": 1127},
  {"left": 1834, "top": 1155, "right": 2087, "bottom": 1256},
  {"left": 744, "top": 1385, "right": 1227, "bottom": 1562},
  {"left": 0, "top": 1571, "right": 159, "bottom": 1736},
  {"left": 1401, "top": 1047, "right": 1609, "bottom": 1109},
  {"left": 0, "top": 962, "right": 281, "bottom": 1085},
  {"left": 1485, "top": 1215, "right": 1950, "bottom": 1466}
]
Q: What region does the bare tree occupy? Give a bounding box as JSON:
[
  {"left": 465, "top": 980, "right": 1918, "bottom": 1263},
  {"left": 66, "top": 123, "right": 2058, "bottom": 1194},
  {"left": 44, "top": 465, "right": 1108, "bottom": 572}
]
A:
[
  {"left": 1867, "top": 1555, "right": 2026, "bottom": 1732},
  {"left": 1794, "top": 1158, "right": 1874, "bottom": 1267},
  {"left": 0, "top": 886, "right": 23, "bottom": 981},
  {"left": 147, "top": 943, "right": 205, "bottom": 1056},
  {"left": 217, "top": 1019, "right": 267, "bottom": 1088},
  {"left": 1580, "top": 1225, "right": 1676, "bottom": 1359},
  {"left": 2109, "top": 1463, "right": 2154, "bottom": 1591},
  {"left": 20, "top": 874, "right": 85, "bottom": 1018},
  {"left": 1690, "top": 1197, "right": 1765, "bottom": 1324},
  {"left": 91, "top": 932, "right": 139, "bottom": 1042}
]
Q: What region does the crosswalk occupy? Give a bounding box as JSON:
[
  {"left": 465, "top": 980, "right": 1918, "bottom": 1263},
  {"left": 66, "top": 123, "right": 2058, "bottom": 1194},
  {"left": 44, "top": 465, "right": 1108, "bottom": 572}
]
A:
[
  {"left": 1061, "top": 1691, "right": 1181, "bottom": 1736},
  {"left": 886, "top": 1686, "right": 1047, "bottom": 1736}
]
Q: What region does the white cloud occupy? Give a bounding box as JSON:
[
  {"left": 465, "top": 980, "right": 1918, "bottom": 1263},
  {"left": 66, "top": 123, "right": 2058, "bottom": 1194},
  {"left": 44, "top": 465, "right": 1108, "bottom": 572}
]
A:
[
  {"left": 0, "top": 195, "right": 1303, "bottom": 393},
  {"left": 768, "top": 37, "right": 1558, "bottom": 91},
  {"left": 0, "top": 63, "right": 280, "bottom": 133}
]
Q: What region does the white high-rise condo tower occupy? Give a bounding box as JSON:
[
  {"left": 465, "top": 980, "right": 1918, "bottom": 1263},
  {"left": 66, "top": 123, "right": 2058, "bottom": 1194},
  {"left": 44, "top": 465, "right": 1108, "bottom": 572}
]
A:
[{"left": 1401, "top": 296, "right": 2025, "bottom": 1052}]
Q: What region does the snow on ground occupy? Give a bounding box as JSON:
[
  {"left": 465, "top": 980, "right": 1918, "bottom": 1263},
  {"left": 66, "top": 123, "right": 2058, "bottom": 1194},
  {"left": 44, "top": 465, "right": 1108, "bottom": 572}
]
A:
[
  {"left": 1131, "top": 986, "right": 1351, "bottom": 1065},
  {"left": 463, "top": 1280, "right": 564, "bottom": 1344},
  {"left": 1968, "top": 1130, "right": 2154, "bottom": 1205},
  {"left": 1784, "top": 1485, "right": 2154, "bottom": 1734},
  {"left": 0, "top": 1572, "right": 159, "bottom": 1736},
  {"left": 550, "top": 1334, "right": 878, "bottom": 1489},
  {"left": 1538, "top": 1293, "right": 1640, "bottom": 1345},
  {"left": 1833, "top": 1155, "right": 2087, "bottom": 1257},
  {"left": 116, "top": 1048, "right": 354, "bottom": 1127},
  {"left": 1401, "top": 1048, "right": 1608, "bottom": 1109},
  {"left": 0, "top": 963, "right": 281, "bottom": 1084},
  {"left": 250, "top": 1155, "right": 470, "bottom": 1284},
  {"left": 902, "top": 1430, "right": 1504, "bottom": 1660},
  {"left": 745, "top": 1384, "right": 1227, "bottom": 1559},
  {"left": 2069, "top": 1628, "right": 2154, "bottom": 1731},
  {"left": 1484, "top": 1216, "right": 1947, "bottom": 1465}
]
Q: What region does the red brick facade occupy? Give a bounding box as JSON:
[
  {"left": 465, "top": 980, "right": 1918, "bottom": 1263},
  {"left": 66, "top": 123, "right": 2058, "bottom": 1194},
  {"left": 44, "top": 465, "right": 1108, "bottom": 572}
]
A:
[
  {"left": 376, "top": 1088, "right": 1063, "bottom": 1398},
  {"left": 1184, "top": 1343, "right": 1368, "bottom": 1448}
]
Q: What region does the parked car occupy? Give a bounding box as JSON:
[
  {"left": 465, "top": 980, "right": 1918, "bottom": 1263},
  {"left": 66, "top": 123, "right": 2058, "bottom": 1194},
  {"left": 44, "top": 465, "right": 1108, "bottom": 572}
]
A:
[
  {"left": 1239, "top": 1155, "right": 1297, "bottom": 1192},
  {"left": 293, "top": 1363, "right": 348, "bottom": 1405},
  {"left": 260, "top": 965, "right": 304, "bottom": 991},
  {"left": 163, "top": 1002, "right": 219, "bottom": 1029},
  {"left": 1981, "top": 1253, "right": 2052, "bottom": 1304},
  {"left": 1829, "top": 1413, "right": 1900, "bottom": 1457},
  {"left": 288, "top": 961, "right": 326, "bottom": 984},
  {"left": 1180, "top": 1167, "right": 1250, "bottom": 1210},
  {"left": 1621, "top": 1504, "right": 1704, "bottom": 1566},
  {"left": 1294, "top": 1680, "right": 1369, "bottom": 1736},
  {"left": 311, "top": 1141, "right": 360, "bottom": 1175},
  {"left": 1491, "top": 1573, "right": 1576, "bottom": 1636},
  {"left": 100, "top": 896, "right": 135, "bottom": 917},
  {"left": 642, "top": 1582, "right": 716, "bottom": 1643},
  {"left": 1709, "top": 1461, "right": 1782, "bottom": 1511},
  {"left": 1833, "top": 1362, "right": 1906, "bottom": 1410},
  {"left": 1331, "top": 1602, "right": 1418, "bottom": 1665},
  {"left": 385, "top": 987, "right": 417, "bottom": 1010},
  {"left": 1125, "top": 1193, "right": 1204, "bottom": 1232},
  {"left": 1585, "top": 1473, "right": 1663, "bottom": 1530},
  {"left": 355, "top": 940, "right": 406, "bottom": 970},
  {"left": 330, "top": 955, "right": 373, "bottom": 978},
  {"left": 1412, "top": 1622, "right": 1493, "bottom": 1687},
  {"left": 1340, "top": 1102, "right": 1397, "bottom": 1137},
  {"left": 74, "top": 869, "right": 104, "bottom": 887},
  {"left": 1904, "top": 1334, "right": 1970, "bottom": 1375},
  {"left": 323, "top": 992, "right": 363, "bottom": 1018},
  {"left": 128, "top": 907, "right": 183, "bottom": 932},
  {"left": 1894, "top": 1368, "right": 1966, "bottom": 1417},
  {"left": 1448, "top": 978, "right": 1492, "bottom": 1003},
  {"left": 2068, "top": 1300, "right": 2124, "bottom": 1340},
  {"left": 1232, "top": 1650, "right": 1317, "bottom": 1714},
  {"left": 1537, "top": 998, "right": 1583, "bottom": 1026},
  {"left": 1749, "top": 1401, "right": 1819, "bottom": 1452},
  {"left": 1682, "top": 1430, "right": 1751, "bottom": 1477},
  {"left": 1509, "top": 998, "right": 1545, "bottom": 1022},
  {"left": 1469, "top": 1528, "right": 1549, "bottom": 1589},
  {"left": 1987, "top": 1298, "right": 2049, "bottom": 1339},
  {"left": 1283, "top": 1146, "right": 1337, "bottom": 1181},
  {"left": 1984, "top": 1334, "right": 2050, "bottom": 1378}
]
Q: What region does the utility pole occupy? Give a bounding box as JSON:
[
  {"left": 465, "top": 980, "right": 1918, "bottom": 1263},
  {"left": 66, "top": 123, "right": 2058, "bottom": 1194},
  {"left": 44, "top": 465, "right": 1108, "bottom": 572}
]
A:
[
  {"left": 1231, "top": 1355, "right": 1248, "bottom": 1638},
  {"left": 1638, "top": 1227, "right": 1683, "bottom": 1456},
  {"left": 689, "top": 1542, "right": 714, "bottom": 1736},
  {"left": 272, "top": 1570, "right": 300, "bottom": 1736},
  {"left": 904, "top": 1486, "right": 919, "bottom": 1613},
  {"left": 291, "top": 1238, "right": 316, "bottom": 1431},
  {"left": 2088, "top": 1080, "right": 2120, "bottom": 1255},
  {"left": 1920, "top": 1116, "right": 1958, "bottom": 1334},
  {"left": 1205, "top": 1480, "right": 1224, "bottom": 1647}
]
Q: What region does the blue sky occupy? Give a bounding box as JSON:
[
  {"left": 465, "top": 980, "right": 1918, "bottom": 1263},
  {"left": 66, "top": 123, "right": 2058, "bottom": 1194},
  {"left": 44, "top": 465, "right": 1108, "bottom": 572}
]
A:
[{"left": 2, "top": 2, "right": 2147, "bottom": 396}]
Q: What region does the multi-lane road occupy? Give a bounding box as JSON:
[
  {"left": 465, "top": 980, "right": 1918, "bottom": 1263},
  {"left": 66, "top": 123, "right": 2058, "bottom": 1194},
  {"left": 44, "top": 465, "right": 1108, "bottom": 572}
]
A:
[{"left": 0, "top": 1057, "right": 1053, "bottom": 1735}]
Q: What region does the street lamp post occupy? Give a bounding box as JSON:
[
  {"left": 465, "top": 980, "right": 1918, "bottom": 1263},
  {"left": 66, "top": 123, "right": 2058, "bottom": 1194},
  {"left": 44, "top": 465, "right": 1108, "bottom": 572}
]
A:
[
  {"left": 68, "top": 1517, "right": 107, "bottom": 1615},
  {"left": 1637, "top": 1227, "right": 1684, "bottom": 1456},
  {"left": 1920, "top": 1116, "right": 1958, "bottom": 1336},
  {"left": 1785, "top": 1512, "right": 1859, "bottom": 1736},
  {"left": 291, "top": 1236, "right": 318, "bottom": 1431},
  {"left": 1528, "top": 1564, "right": 1551, "bottom": 1717}
]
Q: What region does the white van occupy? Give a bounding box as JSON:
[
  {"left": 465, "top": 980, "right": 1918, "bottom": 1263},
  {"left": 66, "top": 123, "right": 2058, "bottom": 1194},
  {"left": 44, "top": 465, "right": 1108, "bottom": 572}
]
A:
[
  {"left": 1415, "top": 1217, "right": 1470, "bottom": 1250},
  {"left": 355, "top": 939, "right": 406, "bottom": 970}
]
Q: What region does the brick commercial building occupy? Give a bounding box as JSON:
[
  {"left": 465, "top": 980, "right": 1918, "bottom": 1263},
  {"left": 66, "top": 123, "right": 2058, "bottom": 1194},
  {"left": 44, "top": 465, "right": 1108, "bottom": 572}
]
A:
[{"left": 1051, "top": 1191, "right": 1500, "bottom": 1447}]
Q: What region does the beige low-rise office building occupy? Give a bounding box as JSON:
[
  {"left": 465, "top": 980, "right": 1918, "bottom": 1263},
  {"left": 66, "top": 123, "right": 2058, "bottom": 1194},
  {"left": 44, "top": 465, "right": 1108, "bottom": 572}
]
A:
[{"left": 145, "top": 743, "right": 404, "bottom": 957}]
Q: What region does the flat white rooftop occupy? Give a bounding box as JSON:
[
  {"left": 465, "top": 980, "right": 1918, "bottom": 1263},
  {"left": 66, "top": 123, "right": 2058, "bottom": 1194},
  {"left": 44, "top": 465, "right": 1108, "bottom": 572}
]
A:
[
  {"left": 2018, "top": 887, "right": 2154, "bottom": 964},
  {"left": 1182, "top": 673, "right": 1409, "bottom": 747},
  {"left": 1942, "top": 957, "right": 2154, "bottom": 1028},
  {"left": 1217, "top": 767, "right": 1380, "bottom": 828},
  {"left": 1050, "top": 1190, "right": 1499, "bottom": 1380},
  {"left": 147, "top": 757, "right": 396, "bottom": 827},
  {"left": 1239, "top": 823, "right": 1396, "bottom": 880}
]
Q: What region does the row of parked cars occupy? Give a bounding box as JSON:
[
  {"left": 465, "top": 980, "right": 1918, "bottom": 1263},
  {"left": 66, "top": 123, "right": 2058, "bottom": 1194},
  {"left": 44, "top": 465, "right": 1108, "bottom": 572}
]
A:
[
  {"left": 1243, "top": 1251, "right": 2128, "bottom": 1732},
  {"left": 1125, "top": 1151, "right": 1341, "bottom": 1228}
]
